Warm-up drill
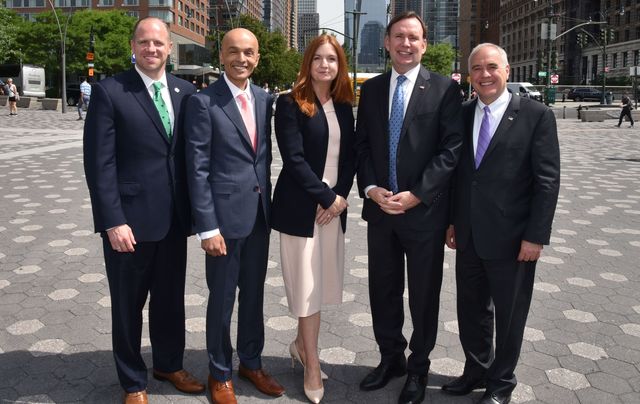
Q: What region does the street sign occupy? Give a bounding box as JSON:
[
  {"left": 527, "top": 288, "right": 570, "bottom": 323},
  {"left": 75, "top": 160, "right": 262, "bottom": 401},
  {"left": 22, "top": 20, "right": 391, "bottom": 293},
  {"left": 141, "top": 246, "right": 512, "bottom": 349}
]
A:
[
  {"left": 551, "top": 74, "right": 559, "bottom": 84},
  {"left": 87, "top": 63, "right": 94, "bottom": 68},
  {"left": 538, "top": 71, "right": 547, "bottom": 77},
  {"left": 86, "top": 52, "right": 94, "bottom": 61},
  {"left": 451, "top": 72, "right": 461, "bottom": 83},
  {"left": 88, "top": 68, "right": 94, "bottom": 77}
]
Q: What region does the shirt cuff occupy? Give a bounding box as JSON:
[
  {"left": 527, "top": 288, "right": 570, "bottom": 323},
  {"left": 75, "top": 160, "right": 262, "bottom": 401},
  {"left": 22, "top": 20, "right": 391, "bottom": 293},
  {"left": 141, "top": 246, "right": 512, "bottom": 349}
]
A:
[
  {"left": 197, "top": 229, "right": 220, "bottom": 241},
  {"left": 364, "top": 185, "right": 377, "bottom": 199}
]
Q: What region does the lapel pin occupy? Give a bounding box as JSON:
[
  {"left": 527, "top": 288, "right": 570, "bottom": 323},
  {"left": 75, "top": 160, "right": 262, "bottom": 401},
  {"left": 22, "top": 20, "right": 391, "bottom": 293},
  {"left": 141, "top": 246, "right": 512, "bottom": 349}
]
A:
[
  {"left": 174, "top": 87, "right": 180, "bottom": 93},
  {"left": 419, "top": 85, "right": 425, "bottom": 89},
  {"left": 508, "top": 116, "right": 514, "bottom": 121}
]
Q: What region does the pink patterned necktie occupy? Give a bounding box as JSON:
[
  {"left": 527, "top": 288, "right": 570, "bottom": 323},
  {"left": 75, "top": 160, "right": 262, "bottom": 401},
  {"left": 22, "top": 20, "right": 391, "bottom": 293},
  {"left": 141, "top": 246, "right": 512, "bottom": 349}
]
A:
[
  {"left": 475, "top": 105, "right": 491, "bottom": 168},
  {"left": 237, "top": 92, "right": 257, "bottom": 151}
]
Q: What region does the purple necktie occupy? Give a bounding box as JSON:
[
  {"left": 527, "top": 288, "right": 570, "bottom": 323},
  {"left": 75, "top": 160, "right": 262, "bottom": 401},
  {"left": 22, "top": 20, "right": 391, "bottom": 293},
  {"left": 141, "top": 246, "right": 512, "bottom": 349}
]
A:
[{"left": 475, "top": 105, "right": 491, "bottom": 168}]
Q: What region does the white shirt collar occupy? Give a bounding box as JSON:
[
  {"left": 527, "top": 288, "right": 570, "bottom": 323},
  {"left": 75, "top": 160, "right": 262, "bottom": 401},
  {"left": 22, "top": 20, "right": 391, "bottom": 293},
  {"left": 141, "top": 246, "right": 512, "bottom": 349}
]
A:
[
  {"left": 390, "top": 64, "right": 421, "bottom": 85},
  {"left": 477, "top": 88, "right": 510, "bottom": 112},
  {"left": 223, "top": 73, "right": 253, "bottom": 101},
  {"left": 135, "top": 65, "right": 168, "bottom": 91}
]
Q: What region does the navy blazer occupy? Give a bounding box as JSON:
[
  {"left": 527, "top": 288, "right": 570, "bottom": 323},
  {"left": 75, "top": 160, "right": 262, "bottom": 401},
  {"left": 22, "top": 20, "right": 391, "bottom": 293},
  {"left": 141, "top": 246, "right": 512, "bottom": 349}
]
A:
[
  {"left": 83, "top": 69, "right": 196, "bottom": 241},
  {"left": 355, "top": 66, "right": 463, "bottom": 231},
  {"left": 271, "top": 94, "right": 356, "bottom": 237},
  {"left": 184, "top": 78, "right": 273, "bottom": 239},
  {"left": 451, "top": 93, "right": 561, "bottom": 260}
]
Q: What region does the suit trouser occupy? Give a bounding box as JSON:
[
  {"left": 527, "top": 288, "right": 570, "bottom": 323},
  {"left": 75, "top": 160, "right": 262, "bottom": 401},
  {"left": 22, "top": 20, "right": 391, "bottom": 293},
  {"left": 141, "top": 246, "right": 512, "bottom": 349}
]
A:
[
  {"left": 103, "top": 217, "right": 187, "bottom": 393},
  {"left": 455, "top": 238, "right": 536, "bottom": 395},
  {"left": 205, "top": 205, "right": 269, "bottom": 382},
  {"left": 367, "top": 217, "right": 445, "bottom": 375}
]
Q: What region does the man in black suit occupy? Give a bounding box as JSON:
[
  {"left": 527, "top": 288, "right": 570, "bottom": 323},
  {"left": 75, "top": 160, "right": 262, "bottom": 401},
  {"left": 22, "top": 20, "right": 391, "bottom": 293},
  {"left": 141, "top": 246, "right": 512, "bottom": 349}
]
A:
[
  {"left": 83, "top": 17, "right": 204, "bottom": 404},
  {"left": 184, "top": 28, "right": 283, "bottom": 404},
  {"left": 443, "top": 43, "right": 560, "bottom": 404},
  {"left": 355, "top": 11, "right": 463, "bottom": 404}
]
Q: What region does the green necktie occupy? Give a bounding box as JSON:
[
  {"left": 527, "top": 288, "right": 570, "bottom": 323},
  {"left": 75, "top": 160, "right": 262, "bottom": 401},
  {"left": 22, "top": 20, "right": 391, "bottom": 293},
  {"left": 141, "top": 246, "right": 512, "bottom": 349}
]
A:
[{"left": 152, "top": 82, "right": 172, "bottom": 139}]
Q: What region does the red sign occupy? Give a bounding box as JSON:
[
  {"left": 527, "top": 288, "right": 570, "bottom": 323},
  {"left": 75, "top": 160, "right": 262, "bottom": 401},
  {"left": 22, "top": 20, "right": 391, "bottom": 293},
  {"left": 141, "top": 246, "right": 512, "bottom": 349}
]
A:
[
  {"left": 86, "top": 52, "right": 94, "bottom": 61},
  {"left": 550, "top": 74, "right": 559, "bottom": 84}
]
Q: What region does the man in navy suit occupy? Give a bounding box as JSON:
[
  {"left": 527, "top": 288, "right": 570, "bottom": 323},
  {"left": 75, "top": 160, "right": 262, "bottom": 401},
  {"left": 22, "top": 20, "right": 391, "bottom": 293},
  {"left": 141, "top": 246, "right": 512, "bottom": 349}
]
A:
[
  {"left": 443, "top": 43, "right": 560, "bottom": 404},
  {"left": 83, "top": 17, "right": 204, "bottom": 404},
  {"left": 355, "top": 11, "right": 463, "bottom": 404},
  {"left": 184, "top": 28, "right": 283, "bottom": 404}
]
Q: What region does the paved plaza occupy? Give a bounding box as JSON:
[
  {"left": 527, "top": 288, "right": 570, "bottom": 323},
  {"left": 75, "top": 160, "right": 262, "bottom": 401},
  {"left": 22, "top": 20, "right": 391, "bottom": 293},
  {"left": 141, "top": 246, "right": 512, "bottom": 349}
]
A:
[{"left": 0, "top": 108, "right": 639, "bottom": 403}]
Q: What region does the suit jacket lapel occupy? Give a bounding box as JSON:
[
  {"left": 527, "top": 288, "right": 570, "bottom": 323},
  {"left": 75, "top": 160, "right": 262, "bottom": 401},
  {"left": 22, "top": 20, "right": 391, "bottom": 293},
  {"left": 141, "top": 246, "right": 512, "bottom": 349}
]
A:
[
  {"left": 166, "top": 74, "right": 183, "bottom": 147},
  {"left": 401, "top": 66, "right": 430, "bottom": 138},
  {"left": 378, "top": 72, "right": 392, "bottom": 141},
  {"left": 216, "top": 80, "right": 255, "bottom": 154},
  {"left": 127, "top": 69, "right": 170, "bottom": 145},
  {"left": 482, "top": 94, "right": 520, "bottom": 163},
  {"left": 252, "top": 84, "right": 266, "bottom": 154},
  {"left": 466, "top": 100, "right": 478, "bottom": 170}
]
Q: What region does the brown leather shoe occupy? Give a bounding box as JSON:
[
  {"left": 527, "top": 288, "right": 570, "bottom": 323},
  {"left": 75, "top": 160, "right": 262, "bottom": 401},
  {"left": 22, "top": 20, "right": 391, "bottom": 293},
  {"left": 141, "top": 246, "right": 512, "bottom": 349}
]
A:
[
  {"left": 123, "top": 390, "right": 148, "bottom": 404},
  {"left": 208, "top": 375, "right": 237, "bottom": 404},
  {"left": 238, "top": 364, "right": 285, "bottom": 397},
  {"left": 153, "top": 369, "right": 205, "bottom": 394}
]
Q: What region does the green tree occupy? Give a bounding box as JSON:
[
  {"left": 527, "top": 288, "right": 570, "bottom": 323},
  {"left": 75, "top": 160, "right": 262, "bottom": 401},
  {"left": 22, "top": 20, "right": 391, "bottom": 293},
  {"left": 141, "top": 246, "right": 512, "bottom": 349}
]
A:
[
  {"left": 0, "top": 8, "right": 25, "bottom": 63},
  {"left": 421, "top": 43, "right": 456, "bottom": 76},
  {"left": 20, "top": 9, "right": 135, "bottom": 81}
]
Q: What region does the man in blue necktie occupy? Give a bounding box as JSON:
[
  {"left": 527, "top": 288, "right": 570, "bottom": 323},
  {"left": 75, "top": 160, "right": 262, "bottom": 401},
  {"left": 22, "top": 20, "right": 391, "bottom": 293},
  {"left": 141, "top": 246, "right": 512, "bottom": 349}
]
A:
[
  {"left": 354, "top": 11, "right": 463, "bottom": 404},
  {"left": 444, "top": 43, "right": 560, "bottom": 404}
]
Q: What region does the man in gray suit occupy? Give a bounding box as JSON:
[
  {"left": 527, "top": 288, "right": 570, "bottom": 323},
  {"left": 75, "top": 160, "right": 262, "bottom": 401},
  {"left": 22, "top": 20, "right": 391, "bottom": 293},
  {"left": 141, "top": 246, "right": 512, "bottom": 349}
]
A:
[{"left": 184, "top": 28, "right": 283, "bottom": 404}]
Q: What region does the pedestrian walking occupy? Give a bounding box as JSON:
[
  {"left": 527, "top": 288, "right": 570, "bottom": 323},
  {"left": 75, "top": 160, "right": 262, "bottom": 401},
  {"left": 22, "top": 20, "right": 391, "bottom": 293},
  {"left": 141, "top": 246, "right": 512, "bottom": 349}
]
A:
[
  {"left": 77, "top": 77, "right": 91, "bottom": 120},
  {"left": 7, "top": 78, "right": 19, "bottom": 116},
  {"left": 617, "top": 93, "right": 634, "bottom": 128}
]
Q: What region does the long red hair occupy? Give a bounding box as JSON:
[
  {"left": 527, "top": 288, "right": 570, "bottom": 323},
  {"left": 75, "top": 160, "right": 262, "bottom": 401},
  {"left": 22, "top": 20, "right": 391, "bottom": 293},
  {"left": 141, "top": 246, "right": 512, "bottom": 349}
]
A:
[{"left": 292, "top": 34, "right": 353, "bottom": 116}]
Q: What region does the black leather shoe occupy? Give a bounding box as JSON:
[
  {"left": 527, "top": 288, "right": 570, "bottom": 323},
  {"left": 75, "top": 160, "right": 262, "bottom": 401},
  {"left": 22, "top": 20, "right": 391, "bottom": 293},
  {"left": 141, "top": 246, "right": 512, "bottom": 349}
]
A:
[
  {"left": 359, "top": 357, "right": 407, "bottom": 391},
  {"left": 398, "top": 373, "right": 426, "bottom": 404},
  {"left": 442, "top": 374, "right": 485, "bottom": 395},
  {"left": 477, "top": 391, "right": 511, "bottom": 404}
]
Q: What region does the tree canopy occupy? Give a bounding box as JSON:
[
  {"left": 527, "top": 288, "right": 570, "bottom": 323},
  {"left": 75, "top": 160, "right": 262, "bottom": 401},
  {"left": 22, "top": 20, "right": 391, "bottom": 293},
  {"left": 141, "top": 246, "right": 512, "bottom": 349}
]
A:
[
  {"left": 0, "top": 8, "right": 26, "bottom": 64},
  {"left": 421, "top": 43, "right": 456, "bottom": 76},
  {"left": 20, "top": 9, "right": 136, "bottom": 77}
]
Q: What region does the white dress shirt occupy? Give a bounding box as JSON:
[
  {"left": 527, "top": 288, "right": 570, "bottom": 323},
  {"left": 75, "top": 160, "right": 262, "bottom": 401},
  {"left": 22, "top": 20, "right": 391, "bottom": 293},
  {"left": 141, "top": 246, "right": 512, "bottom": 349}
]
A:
[
  {"left": 473, "top": 89, "right": 511, "bottom": 155},
  {"left": 135, "top": 65, "right": 175, "bottom": 130}
]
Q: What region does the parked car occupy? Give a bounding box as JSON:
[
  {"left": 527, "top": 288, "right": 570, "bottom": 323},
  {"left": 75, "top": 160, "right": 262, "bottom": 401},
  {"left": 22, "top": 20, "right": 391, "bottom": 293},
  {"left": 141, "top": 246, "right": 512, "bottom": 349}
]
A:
[
  {"left": 567, "top": 87, "right": 603, "bottom": 101},
  {"left": 66, "top": 84, "right": 81, "bottom": 106}
]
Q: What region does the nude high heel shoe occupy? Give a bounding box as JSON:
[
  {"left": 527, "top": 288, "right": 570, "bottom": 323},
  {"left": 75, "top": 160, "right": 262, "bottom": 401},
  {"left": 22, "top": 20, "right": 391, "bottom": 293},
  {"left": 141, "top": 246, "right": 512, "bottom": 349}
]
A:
[
  {"left": 289, "top": 341, "right": 328, "bottom": 380},
  {"left": 303, "top": 367, "right": 324, "bottom": 403}
]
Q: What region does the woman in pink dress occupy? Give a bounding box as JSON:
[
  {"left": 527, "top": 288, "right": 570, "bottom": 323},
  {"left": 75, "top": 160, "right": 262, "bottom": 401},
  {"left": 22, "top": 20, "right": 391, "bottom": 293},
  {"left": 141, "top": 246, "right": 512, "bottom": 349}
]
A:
[{"left": 271, "top": 34, "right": 355, "bottom": 403}]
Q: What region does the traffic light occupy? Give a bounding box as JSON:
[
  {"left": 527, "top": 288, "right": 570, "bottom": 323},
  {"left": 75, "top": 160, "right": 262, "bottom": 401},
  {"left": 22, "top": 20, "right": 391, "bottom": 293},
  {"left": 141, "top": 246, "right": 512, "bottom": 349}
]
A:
[{"left": 577, "top": 33, "right": 587, "bottom": 48}]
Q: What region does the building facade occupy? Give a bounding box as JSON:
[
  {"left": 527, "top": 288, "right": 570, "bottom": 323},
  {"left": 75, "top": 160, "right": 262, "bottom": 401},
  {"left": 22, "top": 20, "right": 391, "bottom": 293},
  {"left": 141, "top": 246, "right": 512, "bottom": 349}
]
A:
[
  {"left": 498, "top": 0, "right": 640, "bottom": 85},
  {"left": 8, "top": 0, "right": 210, "bottom": 71},
  {"left": 358, "top": 20, "right": 385, "bottom": 68}
]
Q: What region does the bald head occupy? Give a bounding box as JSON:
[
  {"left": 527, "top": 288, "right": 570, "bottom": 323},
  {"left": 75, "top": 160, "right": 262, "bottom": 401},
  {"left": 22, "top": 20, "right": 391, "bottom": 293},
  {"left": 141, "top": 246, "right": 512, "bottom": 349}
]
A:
[{"left": 220, "top": 28, "right": 260, "bottom": 89}]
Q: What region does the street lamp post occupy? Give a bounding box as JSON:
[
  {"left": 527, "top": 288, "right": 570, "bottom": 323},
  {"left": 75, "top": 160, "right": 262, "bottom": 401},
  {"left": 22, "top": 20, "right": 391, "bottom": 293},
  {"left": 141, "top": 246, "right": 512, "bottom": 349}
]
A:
[{"left": 48, "top": 0, "right": 72, "bottom": 113}]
